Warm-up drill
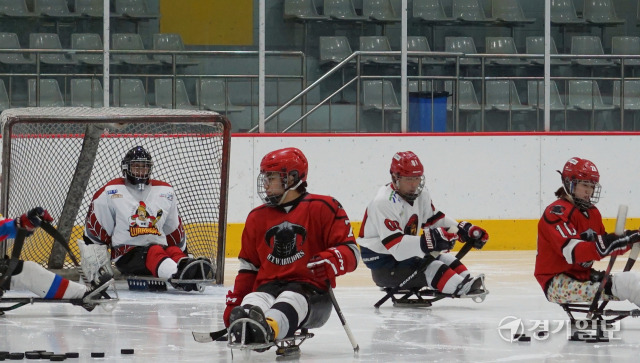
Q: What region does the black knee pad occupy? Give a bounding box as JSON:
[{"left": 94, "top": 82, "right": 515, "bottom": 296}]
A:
[
  {"left": 0, "top": 258, "right": 23, "bottom": 290},
  {"left": 301, "top": 289, "right": 332, "bottom": 329}
]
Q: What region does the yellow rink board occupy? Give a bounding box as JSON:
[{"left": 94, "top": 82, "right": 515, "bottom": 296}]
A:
[{"left": 223, "top": 218, "right": 640, "bottom": 257}]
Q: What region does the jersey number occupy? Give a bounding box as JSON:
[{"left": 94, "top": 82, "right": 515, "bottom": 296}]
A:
[{"left": 555, "top": 223, "right": 577, "bottom": 238}]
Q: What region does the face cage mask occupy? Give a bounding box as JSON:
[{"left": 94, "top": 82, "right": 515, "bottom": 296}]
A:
[
  {"left": 565, "top": 179, "right": 601, "bottom": 210},
  {"left": 124, "top": 160, "right": 153, "bottom": 190},
  {"left": 257, "top": 171, "right": 302, "bottom": 207},
  {"left": 393, "top": 175, "right": 425, "bottom": 202}
]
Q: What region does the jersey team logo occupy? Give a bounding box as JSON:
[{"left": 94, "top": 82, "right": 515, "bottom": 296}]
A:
[
  {"left": 264, "top": 221, "right": 307, "bottom": 265},
  {"left": 129, "top": 201, "right": 162, "bottom": 237}
]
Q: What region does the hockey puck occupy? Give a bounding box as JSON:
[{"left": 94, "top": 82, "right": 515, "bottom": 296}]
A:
[
  {"left": 120, "top": 349, "right": 134, "bottom": 355},
  {"left": 518, "top": 335, "right": 531, "bottom": 342},
  {"left": 40, "top": 352, "right": 54, "bottom": 358},
  {"left": 65, "top": 352, "right": 79, "bottom": 358},
  {"left": 8, "top": 352, "right": 24, "bottom": 360},
  {"left": 25, "top": 351, "right": 40, "bottom": 359},
  {"left": 90, "top": 352, "right": 105, "bottom": 358},
  {"left": 512, "top": 333, "right": 522, "bottom": 339},
  {"left": 537, "top": 331, "right": 548, "bottom": 338},
  {"left": 49, "top": 355, "right": 66, "bottom": 361}
]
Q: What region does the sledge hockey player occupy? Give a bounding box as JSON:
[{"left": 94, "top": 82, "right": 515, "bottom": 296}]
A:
[
  {"left": 535, "top": 157, "right": 640, "bottom": 306},
  {"left": 224, "top": 147, "right": 360, "bottom": 352},
  {"left": 358, "top": 151, "right": 488, "bottom": 302},
  {"left": 81, "top": 146, "right": 213, "bottom": 292},
  {"left": 0, "top": 207, "right": 112, "bottom": 311}
]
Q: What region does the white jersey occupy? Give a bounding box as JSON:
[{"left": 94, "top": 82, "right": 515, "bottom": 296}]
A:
[
  {"left": 357, "top": 183, "right": 458, "bottom": 269},
  {"left": 84, "top": 177, "right": 186, "bottom": 261}
]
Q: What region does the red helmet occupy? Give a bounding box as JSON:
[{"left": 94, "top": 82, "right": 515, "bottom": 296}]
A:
[
  {"left": 260, "top": 147, "right": 308, "bottom": 182},
  {"left": 390, "top": 151, "right": 424, "bottom": 177},
  {"left": 561, "top": 157, "right": 600, "bottom": 184},
  {"left": 560, "top": 157, "right": 601, "bottom": 209},
  {"left": 258, "top": 148, "right": 308, "bottom": 206}
]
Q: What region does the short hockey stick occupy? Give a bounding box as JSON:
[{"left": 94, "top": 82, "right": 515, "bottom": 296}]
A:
[
  {"left": 374, "top": 240, "right": 474, "bottom": 308},
  {"left": 328, "top": 282, "right": 359, "bottom": 353},
  {"left": 588, "top": 204, "right": 627, "bottom": 319},
  {"left": 38, "top": 220, "right": 80, "bottom": 267},
  {"left": 0, "top": 228, "right": 28, "bottom": 291},
  {"left": 192, "top": 328, "right": 228, "bottom": 343},
  {"left": 623, "top": 243, "right": 640, "bottom": 271}
]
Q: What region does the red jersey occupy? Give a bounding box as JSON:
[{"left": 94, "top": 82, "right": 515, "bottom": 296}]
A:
[
  {"left": 535, "top": 198, "right": 618, "bottom": 293},
  {"left": 239, "top": 193, "right": 359, "bottom": 292}
]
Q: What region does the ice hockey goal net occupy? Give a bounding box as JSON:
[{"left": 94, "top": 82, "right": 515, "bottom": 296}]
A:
[{"left": 0, "top": 107, "right": 231, "bottom": 284}]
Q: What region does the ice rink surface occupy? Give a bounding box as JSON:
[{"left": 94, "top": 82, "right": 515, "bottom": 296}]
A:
[{"left": 2, "top": 251, "right": 640, "bottom": 362}]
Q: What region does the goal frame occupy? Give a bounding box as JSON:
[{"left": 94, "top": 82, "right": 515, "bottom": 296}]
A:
[{"left": 0, "top": 108, "right": 231, "bottom": 284}]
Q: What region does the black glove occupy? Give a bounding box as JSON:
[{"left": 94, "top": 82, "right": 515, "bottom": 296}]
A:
[
  {"left": 595, "top": 231, "right": 640, "bottom": 257},
  {"left": 580, "top": 229, "right": 598, "bottom": 242},
  {"left": 420, "top": 227, "right": 457, "bottom": 253},
  {"left": 457, "top": 221, "right": 489, "bottom": 249},
  {"left": 16, "top": 207, "right": 53, "bottom": 236}
]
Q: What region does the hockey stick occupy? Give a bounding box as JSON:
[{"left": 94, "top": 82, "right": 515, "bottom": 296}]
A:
[
  {"left": 327, "top": 282, "right": 359, "bottom": 354},
  {"left": 587, "top": 204, "right": 628, "bottom": 319},
  {"left": 192, "top": 328, "right": 228, "bottom": 343},
  {"left": 623, "top": 243, "right": 640, "bottom": 271},
  {"left": 38, "top": 221, "right": 80, "bottom": 267},
  {"left": 373, "top": 240, "right": 474, "bottom": 308},
  {"left": 0, "top": 228, "right": 28, "bottom": 291}
]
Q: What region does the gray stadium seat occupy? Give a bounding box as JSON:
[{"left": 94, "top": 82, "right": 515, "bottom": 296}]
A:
[
  {"left": 112, "top": 33, "right": 161, "bottom": 65},
  {"left": 362, "top": 80, "right": 400, "bottom": 111},
  {"left": 70, "top": 78, "right": 103, "bottom": 107},
  {"left": 583, "top": 0, "right": 624, "bottom": 25},
  {"left": 611, "top": 36, "right": 640, "bottom": 66},
  {"left": 452, "top": 0, "right": 496, "bottom": 23},
  {"left": 445, "top": 80, "right": 481, "bottom": 111},
  {"left": 0, "top": 32, "right": 34, "bottom": 64},
  {"left": 491, "top": 0, "right": 534, "bottom": 24},
  {"left": 485, "top": 80, "right": 532, "bottom": 111},
  {"left": 0, "top": 79, "right": 10, "bottom": 111},
  {"left": 75, "top": 0, "right": 106, "bottom": 18},
  {"left": 29, "top": 33, "right": 77, "bottom": 65},
  {"left": 115, "top": 0, "right": 159, "bottom": 19},
  {"left": 0, "top": 0, "right": 35, "bottom": 17},
  {"left": 112, "top": 78, "right": 147, "bottom": 107},
  {"left": 196, "top": 79, "right": 244, "bottom": 113},
  {"left": 445, "top": 37, "right": 480, "bottom": 65},
  {"left": 71, "top": 33, "right": 106, "bottom": 65},
  {"left": 359, "top": 36, "right": 397, "bottom": 65},
  {"left": 527, "top": 80, "right": 565, "bottom": 110},
  {"left": 613, "top": 80, "right": 640, "bottom": 110},
  {"left": 283, "top": 0, "right": 329, "bottom": 21},
  {"left": 413, "top": 0, "right": 455, "bottom": 23},
  {"left": 319, "top": 36, "right": 352, "bottom": 66},
  {"left": 570, "top": 36, "right": 613, "bottom": 67},
  {"left": 568, "top": 80, "right": 614, "bottom": 111},
  {"left": 363, "top": 0, "right": 400, "bottom": 22},
  {"left": 407, "top": 36, "right": 446, "bottom": 65},
  {"left": 550, "top": 0, "right": 584, "bottom": 24},
  {"left": 323, "top": 0, "right": 369, "bottom": 21},
  {"left": 28, "top": 78, "right": 65, "bottom": 107},
  {"left": 34, "top": 0, "right": 80, "bottom": 17},
  {"left": 525, "top": 36, "right": 570, "bottom": 65},
  {"left": 154, "top": 78, "right": 197, "bottom": 109},
  {"left": 152, "top": 33, "right": 198, "bottom": 66},
  {"left": 485, "top": 37, "right": 528, "bottom": 66}
]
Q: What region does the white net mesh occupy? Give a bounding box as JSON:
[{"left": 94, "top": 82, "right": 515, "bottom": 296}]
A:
[{"left": 1, "top": 107, "right": 231, "bottom": 283}]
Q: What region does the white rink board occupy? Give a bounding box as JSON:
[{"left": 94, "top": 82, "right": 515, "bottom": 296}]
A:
[{"left": 227, "top": 135, "right": 640, "bottom": 222}]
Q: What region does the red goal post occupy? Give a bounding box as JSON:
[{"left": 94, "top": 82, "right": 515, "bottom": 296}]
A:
[{"left": 0, "top": 107, "right": 231, "bottom": 284}]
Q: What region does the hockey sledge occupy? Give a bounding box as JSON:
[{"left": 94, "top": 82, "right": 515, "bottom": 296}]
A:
[
  {"left": 378, "top": 274, "right": 489, "bottom": 308},
  {"left": 126, "top": 258, "right": 215, "bottom": 293},
  {"left": 227, "top": 317, "right": 314, "bottom": 357},
  {"left": 560, "top": 302, "right": 640, "bottom": 342},
  {"left": 0, "top": 280, "right": 119, "bottom": 315}
]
